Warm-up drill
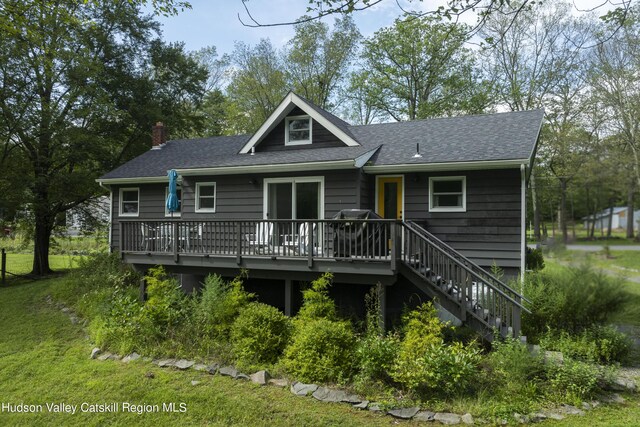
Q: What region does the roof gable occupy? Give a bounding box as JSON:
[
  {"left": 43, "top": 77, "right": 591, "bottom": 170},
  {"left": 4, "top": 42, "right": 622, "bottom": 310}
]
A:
[{"left": 238, "top": 92, "right": 360, "bottom": 154}]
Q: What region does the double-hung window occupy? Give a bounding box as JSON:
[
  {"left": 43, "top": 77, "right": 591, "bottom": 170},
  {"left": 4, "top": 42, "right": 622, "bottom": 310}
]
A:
[
  {"left": 195, "top": 182, "right": 216, "bottom": 213},
  {"left": 285, "top": 115, "right": 312, "bottom": 145},
  {"left": 429, "top": 177, "right": 466, "bottom": 212},
  {"left": 119, "top": 188, "right": 139, "bottom": 217}
]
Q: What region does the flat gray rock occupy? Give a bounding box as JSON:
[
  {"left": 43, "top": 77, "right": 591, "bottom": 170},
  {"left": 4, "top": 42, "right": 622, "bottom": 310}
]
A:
[
  {"left": 193, "top": 364, "right": 208, "bottom": 371},
  {"left": 434, "top": 413, "right": 462, "bottom": 425},
  {"left": 387, "top": 407, "right": 420, "bottom": 419},
  {"left": 218, "top": 366, "right": 238, "bottom": 378},
  {"left": 290, "top": 382, "right": 318, "bottom": 396},
  {"left": 250, "top": 370, "right": 270, "bottom": 385},
  {"left": 174, "top": 359, "right": 195, "bottom": 370},
  {"left": 544, "top": 412, "right": 565, "bottom": 420},
  {"left": 268, "top": 378, "right": 288, "bottom": 388},
  {"left": 97, "top": 352, "right": 112, "bottom": 361},
  {"left": 353, "top": 401, "right": 369, "bottom": 410},
  {"left": 122, "top": 353, "right": 141, "bottom": 363},
  {"left": 529, "top": 412, "right": 547, "bottom": 423},
  {"left": 461, "top": 413, "right": 474, "bottom": 424},
  {"left": 236, "top": 373, "right": 250, "bottom": 380},
  {"left": 90, "top": 348, "right": 101, "bottom": 359},
  {"left": 108, "top": 354, "right": 122, "bottom": 361},
  {"left": 157, "top": 359, "right": 176, "bottom": 368},
  {"left": 608, "top": 377, "right": 637, "bottom": 392},
  {"left": 340, "top": 394, "right": 363, "bottom": 404},
  {"left": 513, "top": 413, "right": 528, "bottom": 424},
  {"left": 368, "top": 403, "right": 382, "bottom": 412},
  {"left": 414, "top": 411, "right": 435, "bottom": 421},
  {"left": 559, "top": 405, "right": 584, "bottom": 416},
  {"left": 601, "top": 393, "right": 626, "bottom": 404},
  {"left": 312, "top": 387, "right": 347, "bottom": 403},
  {"left": 205, "top": 364, "right": 219, "bottom": 375}
]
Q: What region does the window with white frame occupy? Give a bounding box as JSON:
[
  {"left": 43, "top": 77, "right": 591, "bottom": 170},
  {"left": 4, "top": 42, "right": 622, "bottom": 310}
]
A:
[
  {"left": 429, "top": 176, "right": 466, "bottom": 212},
  {"left": 119, "top": 188, "right": 139, "bottom": 217},
  {"left": 195, "top": 182, "right": 216, "bottom": 213},
  {"left": 285, "top": 115, "right": 312, "bottom": 145},
  {"left": 165, "top": 186, "right": 182, "bottom": 217}
]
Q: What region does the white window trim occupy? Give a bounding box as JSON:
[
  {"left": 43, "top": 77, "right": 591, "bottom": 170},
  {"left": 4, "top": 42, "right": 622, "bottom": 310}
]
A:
[
  {"left": 195, "top": 182, "right": 217, "bottom": 213},
  {"left": 429, "top": 176, "right": 466, "bottom": 212},
  {"left": 118, "top": 187, "right": 140, "bottom": 217},
  {"left": 285, "top": 115, "right": 312, "bottom": 146},
  {"left": 164, "top": 186, "right": 182, "bottom": 217},
  {"left": 263, "top": 176, "right": 325, "bottom": 219}
]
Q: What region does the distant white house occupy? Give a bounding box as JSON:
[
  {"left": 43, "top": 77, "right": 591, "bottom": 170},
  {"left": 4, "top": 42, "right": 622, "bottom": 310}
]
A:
[
  {"left": 65, "top": 196, "right": 110, "bottom": 236},
  {"left": 582, "top": 207, "right": 640, "bottom": 231}
]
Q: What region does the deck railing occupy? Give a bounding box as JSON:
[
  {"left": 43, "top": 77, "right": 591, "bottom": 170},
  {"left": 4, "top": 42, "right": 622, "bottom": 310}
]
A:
[{"left": 120, "top": 219, "right": 400, "bottom": 264}]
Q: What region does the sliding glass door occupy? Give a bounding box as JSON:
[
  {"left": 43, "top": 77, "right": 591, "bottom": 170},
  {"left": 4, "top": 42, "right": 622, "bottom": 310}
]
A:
[{"left": 265, "top": 177, "right": 323, "bottom": 220}]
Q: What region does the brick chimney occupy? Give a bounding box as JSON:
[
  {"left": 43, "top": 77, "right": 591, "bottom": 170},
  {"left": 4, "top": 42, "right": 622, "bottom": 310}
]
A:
[{"left": 152, "top": 122, "right": 167, "bottom": 149}]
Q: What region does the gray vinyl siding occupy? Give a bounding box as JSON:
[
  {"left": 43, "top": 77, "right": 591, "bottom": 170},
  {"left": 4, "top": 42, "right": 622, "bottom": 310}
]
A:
[
  {"left": 368, "top": 169, "right": 522, "bottom": 271},
  {"left": 256, "top": 107, "right": 345, "bottom": 152}
]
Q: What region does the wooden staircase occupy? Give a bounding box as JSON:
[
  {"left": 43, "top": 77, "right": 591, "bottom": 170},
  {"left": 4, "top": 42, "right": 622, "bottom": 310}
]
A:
[{"left": 399, "top": 221, "right": 530, "bottom": 341}]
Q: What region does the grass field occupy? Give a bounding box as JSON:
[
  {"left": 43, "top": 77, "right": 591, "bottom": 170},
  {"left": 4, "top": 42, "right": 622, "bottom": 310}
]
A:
[{"left": 2, "top": 253, "right": 79, "bottom": 277}]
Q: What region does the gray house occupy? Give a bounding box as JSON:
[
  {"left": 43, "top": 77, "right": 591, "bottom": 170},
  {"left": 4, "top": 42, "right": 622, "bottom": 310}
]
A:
[{"left": 98, "top": 92, "right": 543, "bottom": 338}]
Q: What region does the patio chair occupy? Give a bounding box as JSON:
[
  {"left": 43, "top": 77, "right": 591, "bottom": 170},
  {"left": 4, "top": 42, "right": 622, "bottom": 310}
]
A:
[
  {"left": 297, "top": 222, "right": 318, "bottom": 256},
  {"left": 246, "top": 222, "right": 273, "bottom": 254}
]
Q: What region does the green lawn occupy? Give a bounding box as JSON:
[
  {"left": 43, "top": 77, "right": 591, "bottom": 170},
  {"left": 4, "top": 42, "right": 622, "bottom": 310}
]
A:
[
  {"left": 4, "top": 253, "right": 79, "bottom": 274},
  {"left": 0, "top": 278, "right": 414, "bottom": 426}
]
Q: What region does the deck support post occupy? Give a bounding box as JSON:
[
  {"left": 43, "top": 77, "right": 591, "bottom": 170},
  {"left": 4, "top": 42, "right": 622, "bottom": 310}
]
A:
[
  {"left": 376, "top": 282, "right": 387, "bottom": 332},
  {"left": 284, "top": 279, "right": 293, "bottom": 316},
  {"left": 139, "top": 278, "right": 147, "bottom": 302}
]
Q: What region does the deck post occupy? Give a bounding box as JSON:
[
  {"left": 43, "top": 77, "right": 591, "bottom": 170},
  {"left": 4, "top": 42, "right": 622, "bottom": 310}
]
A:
[
  {"left": 119, "top": 223, "right": 124, "bottom": 260},
  {"left": 376, "top": 282, "right": 387, "bottom": 332},
  {"left": 390, "top": 222, "right": 398, "bottom": 271},
  {"left": 307, "top": 221, "right": 313, "bottom": 268},
  {"left": 173, "top": 222, "right": 179, "bottom": 262},
  {"left": 284, "top": 279, "right": 292, "bottom": 316},
  {"left": 139, "top": 278, "right": 147, "bottom": 302},
  {"left": 513, "top": 295, "right": 522, "bottom": 337},
  {"left": 236, "top": 223, "right": 242, "bottom": 265}
]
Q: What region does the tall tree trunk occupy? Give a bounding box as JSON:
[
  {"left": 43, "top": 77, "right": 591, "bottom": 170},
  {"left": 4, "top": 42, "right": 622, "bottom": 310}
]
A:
[
  {"left": 531, "top": 173, "right": 541, "bottom": 241},
  {"left": 560, "top": 179, "right": 568, "bottom": 244},
  {"left": 32, "top": 217, "right": 53, "bottom": 275},
  {"left": 607, "top": 203, "right": 614, "bottom": 239},
  {"left": 627, "top": 185, "right": 635, "bottom": 239}
]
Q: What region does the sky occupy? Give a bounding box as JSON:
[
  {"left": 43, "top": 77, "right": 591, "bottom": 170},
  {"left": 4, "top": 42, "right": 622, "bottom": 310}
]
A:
[{"left": 151, "top": 0, "right": 458, "bottom": 55}]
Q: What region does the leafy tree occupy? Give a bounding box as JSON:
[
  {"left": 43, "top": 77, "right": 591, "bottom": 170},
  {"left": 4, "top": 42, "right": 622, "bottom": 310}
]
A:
[
  {"left": 359, "top": 15, "right": 488, "bottom": 121},
  {"left": 286, "top": 16, "right": 360, "bottom": 109},
  {"left": 226, "top": 39, "right": 289, "bottom": 133},
  {"left": 0, "top": 0, "right": 207, "bottom": 275}
]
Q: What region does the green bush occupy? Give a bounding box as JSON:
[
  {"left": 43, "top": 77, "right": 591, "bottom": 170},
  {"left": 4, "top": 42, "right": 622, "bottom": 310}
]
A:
[
  {"left": 547, "top": 359, "right": 602, "bottom": 401},
  {"left": 485, "top": 338, "right": 544, "bottom": 397},
  {"left": 92, "top": 286, "right": 143, "bottom": 354},
  {"left": 282, "top": 318, "right": 356, "bottom": 383},
  {"left": 231, "top": 302, "right": 292, "bottom": 370},
  {"left": 195, "top": 273, "right": 254, "bottom": 340},
  {"left": 522, "top": 265, "right": 627, "bottom": 341},
  {"left": 540, "top": 325, "right": 631, "bottom": 365},
  {"left": 526, "top": 247, "right": 545, "bottom": 271},
  {"left": 142, "top": 266, "right": 186, "bottom": 333},
  {"left": 354, "top": 287, "right": 399, "bottom": 384},
  {"left": 391, "top": 303, "right": 481, "bottom": 396},
  {"left": 297, "top": 272, "right": 336, "bottom": 321}
]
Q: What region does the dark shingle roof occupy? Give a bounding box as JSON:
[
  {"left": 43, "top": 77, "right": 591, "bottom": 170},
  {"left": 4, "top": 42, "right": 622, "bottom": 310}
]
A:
[{"left": 100, "top": 109, "right": 543, "bottom": 180}]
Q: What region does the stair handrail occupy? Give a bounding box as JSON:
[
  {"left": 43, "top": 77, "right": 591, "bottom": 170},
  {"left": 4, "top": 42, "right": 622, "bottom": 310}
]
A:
[{"left": 403, "top": 221, "right": 531, "bottom": 308}]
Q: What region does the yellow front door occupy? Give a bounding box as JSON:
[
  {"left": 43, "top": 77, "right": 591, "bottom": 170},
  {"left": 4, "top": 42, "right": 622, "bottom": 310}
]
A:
[{"left": 377, "top": 176, "right": 403, "bottom": 219}]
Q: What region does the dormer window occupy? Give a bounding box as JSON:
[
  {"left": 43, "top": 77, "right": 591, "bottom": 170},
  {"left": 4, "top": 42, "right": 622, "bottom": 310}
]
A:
[{"left": 285, "top": 115, "right": 312, "bottom": 146}]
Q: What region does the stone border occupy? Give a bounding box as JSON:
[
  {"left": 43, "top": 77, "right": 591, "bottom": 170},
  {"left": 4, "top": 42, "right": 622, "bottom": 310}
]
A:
[{"left": 47, "top": 295, "right": 637, "bottom": 425}]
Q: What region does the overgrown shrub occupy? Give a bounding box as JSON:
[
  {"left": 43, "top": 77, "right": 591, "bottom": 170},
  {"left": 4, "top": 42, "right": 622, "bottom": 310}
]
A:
[
  {"left": 91, "top": 286, "right": 143, "bottom": 354},
  {"left": 282, "top": 272, "right": 356, "bottom": 383},
  {"left": 522, "top": 265, "right": 627, "bottom": 341},
  {"left": 485, "top": 338, "right": 544, "bottom": 397},
  {"left": 391, "top": 302, "right": 481, "bottom": 396},
  {"left": 142, "top": 266, "right": 187, "bottom": 334},
  {"left": 195, "top": 273, "right": 254, "bottom": 340},
  {"left": 526, "top": 247, "right": 545, "bottom": 271},
  {"left": 231, "top": 302, "right": 292, "bottom": 371},
  {"left": 354, "top": 287, "right": 399, "bottom": 384},
  {"left": 282, "top": 318, "right": 356, "bottom": 383},
  {"left": 547, "top": 359, "right": 602, "bottom": 402},
  {"left": 297, "top": 272, "right": 336, "bottom": 321},
  {"left": 540, "top": 325, "right": 631, "bottom": 365}
]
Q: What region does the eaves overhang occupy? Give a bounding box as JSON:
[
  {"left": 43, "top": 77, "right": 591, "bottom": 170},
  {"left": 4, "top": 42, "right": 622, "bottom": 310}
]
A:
[{"left": 363, "top": 158, "right": 529, "bottom": 174}]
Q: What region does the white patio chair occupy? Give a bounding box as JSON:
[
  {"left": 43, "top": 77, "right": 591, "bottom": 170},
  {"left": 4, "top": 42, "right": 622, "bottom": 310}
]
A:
[
  {"left": 246, "top": 222, "right": 273, "bottom": 254},
  {"left": 297, "top": 222, "right": 318, "bottom": 256}
]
